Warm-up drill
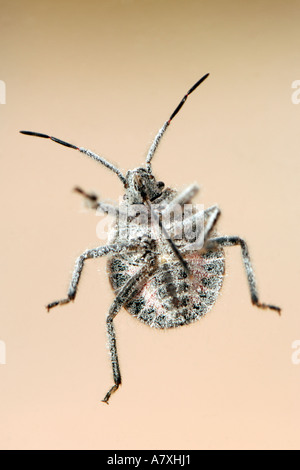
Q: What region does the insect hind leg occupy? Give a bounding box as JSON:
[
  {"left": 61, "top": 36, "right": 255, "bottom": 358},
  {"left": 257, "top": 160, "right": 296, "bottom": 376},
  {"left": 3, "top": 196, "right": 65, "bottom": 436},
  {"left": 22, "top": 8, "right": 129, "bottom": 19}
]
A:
[
  {"left": 102, "top": 242, "right": 158, "bottom": 404},
  {"left": 206, "top": 236, "right": 281, "bottom": 314}
]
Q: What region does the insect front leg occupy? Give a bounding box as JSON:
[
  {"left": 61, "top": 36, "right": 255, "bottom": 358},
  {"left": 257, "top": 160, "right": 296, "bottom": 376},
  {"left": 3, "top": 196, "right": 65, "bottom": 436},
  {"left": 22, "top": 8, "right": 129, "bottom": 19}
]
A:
[
  {"left": 46, "top": 241, "right": 143, "bottom": 311},
  {"left": 206, "top": 236, "right": 281, "bottom": 314},
  {"left": 73, "top": 186, "right": 119, "bottom": 216}
]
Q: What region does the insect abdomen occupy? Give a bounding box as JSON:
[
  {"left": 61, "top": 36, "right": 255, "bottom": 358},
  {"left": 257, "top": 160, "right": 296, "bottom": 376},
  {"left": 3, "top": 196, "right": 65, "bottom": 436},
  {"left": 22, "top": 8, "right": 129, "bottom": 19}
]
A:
[{"left": 108, "top": 248, "right": 225, "bottom": 329}]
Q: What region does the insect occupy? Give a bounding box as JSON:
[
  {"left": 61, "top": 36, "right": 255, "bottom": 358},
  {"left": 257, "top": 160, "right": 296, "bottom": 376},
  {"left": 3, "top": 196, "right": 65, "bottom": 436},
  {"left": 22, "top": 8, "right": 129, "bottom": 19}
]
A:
[{"left": 20, "top": 73, "right": 281, "bottom": 404}]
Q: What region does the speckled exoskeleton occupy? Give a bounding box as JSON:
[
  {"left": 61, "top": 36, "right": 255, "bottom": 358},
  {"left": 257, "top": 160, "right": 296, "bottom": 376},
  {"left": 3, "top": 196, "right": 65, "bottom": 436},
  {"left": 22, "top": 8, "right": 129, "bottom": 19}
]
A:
[{"left": 20, "top": 73, "right": 281, "bottom": 404}]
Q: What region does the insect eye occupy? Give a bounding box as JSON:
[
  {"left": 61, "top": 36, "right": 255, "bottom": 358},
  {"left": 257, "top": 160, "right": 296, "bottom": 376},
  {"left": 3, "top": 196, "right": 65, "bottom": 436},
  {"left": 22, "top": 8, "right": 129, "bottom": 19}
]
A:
[{"left": 157, "top": 181, "right": 165, "bottom": 189}]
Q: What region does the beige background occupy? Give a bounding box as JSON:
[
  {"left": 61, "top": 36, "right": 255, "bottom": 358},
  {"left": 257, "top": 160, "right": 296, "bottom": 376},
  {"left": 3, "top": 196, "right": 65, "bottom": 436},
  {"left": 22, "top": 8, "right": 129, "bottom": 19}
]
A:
[{"left": 0, "top": 0, "right": 299, "bottom": 450}]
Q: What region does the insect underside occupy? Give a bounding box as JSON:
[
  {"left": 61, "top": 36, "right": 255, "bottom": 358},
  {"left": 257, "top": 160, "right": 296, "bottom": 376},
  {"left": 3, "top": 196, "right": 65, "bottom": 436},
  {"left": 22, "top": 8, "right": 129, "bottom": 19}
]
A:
[
  {"left": 20, "top": 73, "right": 281, "bottom": 404},
  {"left": 108, "top": 191, "right": 225, "bottom": 330}
]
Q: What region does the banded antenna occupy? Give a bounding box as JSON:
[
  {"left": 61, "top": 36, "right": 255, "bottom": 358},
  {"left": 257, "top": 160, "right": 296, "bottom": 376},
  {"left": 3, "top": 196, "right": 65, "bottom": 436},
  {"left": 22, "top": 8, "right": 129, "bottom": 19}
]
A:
[
  {"left": 19, "top": 131, "right": 127, "bottom": 186},
  {"left": 145, "top": 73, "right": 209, "bottom": 172}
]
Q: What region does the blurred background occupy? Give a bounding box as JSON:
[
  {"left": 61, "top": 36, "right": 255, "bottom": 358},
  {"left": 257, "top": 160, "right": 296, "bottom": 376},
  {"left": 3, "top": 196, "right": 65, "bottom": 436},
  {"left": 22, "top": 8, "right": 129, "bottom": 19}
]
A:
[{"left": 0, "top": 0, "right": 299, "bottom": 450}]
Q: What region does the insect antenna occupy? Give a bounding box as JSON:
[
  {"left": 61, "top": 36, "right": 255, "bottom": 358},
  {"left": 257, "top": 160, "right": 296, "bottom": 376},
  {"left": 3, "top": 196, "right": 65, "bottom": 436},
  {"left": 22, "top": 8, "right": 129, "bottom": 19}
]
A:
[
  {"left": 19, "top": 130, "right": 127, "bottom": 186},
  {"left": 145, "top": 73, "right": 209, "bottom": 172}
]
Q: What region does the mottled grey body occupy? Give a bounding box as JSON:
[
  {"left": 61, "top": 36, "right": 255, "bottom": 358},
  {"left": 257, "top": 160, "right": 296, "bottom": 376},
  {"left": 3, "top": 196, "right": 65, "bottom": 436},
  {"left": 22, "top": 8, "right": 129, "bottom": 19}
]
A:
[{"left": 108, "top": 190, "right": 225, "bottom": 329}]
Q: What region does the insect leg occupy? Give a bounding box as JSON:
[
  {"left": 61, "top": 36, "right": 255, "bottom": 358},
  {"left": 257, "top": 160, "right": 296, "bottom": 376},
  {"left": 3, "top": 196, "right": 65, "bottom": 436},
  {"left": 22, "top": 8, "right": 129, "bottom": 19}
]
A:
[
  {"left": 177, "top": 204, "right": 220, "bottom": 253},
  {"left": 152, "top": 184, "right": 201, "bottom": 274},
  {"left": 46, "top": 241, "right": 143, "bottom": 311},
  {"left": 102, "top": 248, "right": 158, "bottom": 404},
  {"left": 73, "top": 186, "right": 119, "bottom": 216},
  {"left": 161, "top": 183, "right": 200, "bottom": 219},
  {"left": 149, "top": 204, "right": 190, "bottom": 276},
  {"left": 203, "top": 205, "right": 221, "bottom": 241},
  {"left": 170, "top": 204, "right": 216, "bottom": 235},
  {"left": 206, "top": 236, "right": 281, "bottom": 314}
]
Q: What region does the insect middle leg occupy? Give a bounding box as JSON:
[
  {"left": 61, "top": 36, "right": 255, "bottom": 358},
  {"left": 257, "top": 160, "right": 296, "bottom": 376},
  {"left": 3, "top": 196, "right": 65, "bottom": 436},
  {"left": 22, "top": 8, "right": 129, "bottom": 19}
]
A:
[
  {"left": 207, "top": 236, "right": 281, "bottom": 313},
  {"left": 46, "top": 241, "right": 143, "bottom": 311}
]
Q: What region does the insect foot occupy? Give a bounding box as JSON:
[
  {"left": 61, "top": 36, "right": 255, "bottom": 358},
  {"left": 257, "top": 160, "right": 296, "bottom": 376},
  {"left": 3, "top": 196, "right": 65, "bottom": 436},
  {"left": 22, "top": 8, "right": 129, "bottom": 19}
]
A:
[
  {"left": 251, "top": 297, "right": 281, "bottom": 315},
  {"left": 46, "top": 298, "right": 73, "bottom": 312}
]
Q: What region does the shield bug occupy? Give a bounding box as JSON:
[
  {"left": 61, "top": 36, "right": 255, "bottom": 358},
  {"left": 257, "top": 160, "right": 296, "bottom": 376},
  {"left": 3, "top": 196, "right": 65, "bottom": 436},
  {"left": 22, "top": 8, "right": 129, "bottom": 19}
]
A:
[{"left": 20, "top": 73, "right": 281, "bottom": 403}]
